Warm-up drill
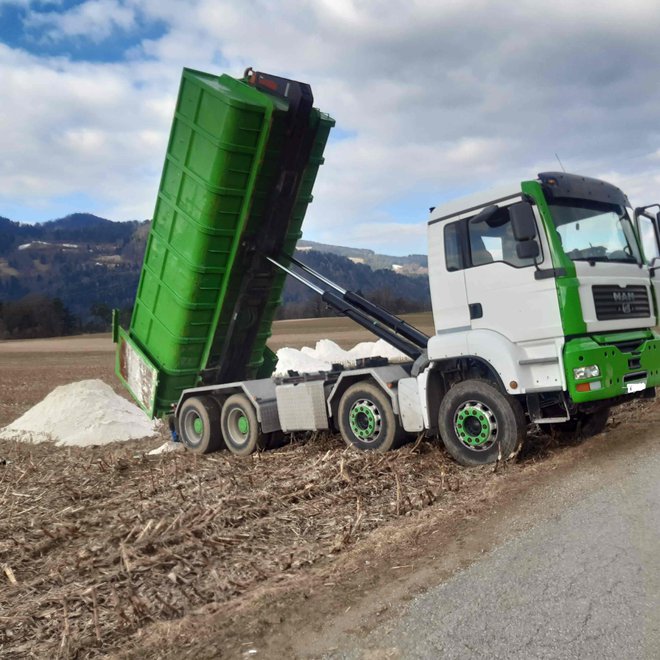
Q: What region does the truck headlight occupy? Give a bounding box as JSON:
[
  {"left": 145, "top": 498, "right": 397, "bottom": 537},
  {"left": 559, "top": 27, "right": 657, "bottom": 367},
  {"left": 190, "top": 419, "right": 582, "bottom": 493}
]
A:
[{"left": 573, "top": 365, "right": 600, "bottom": 380}]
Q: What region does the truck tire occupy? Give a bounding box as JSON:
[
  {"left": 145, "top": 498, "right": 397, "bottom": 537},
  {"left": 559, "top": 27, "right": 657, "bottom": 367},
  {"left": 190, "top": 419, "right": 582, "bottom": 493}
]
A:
[
  {"left": 221, "top": 393, "right": 264, "bottom": 456},
  {"left": 548, "top": 407, "right": 610, "bottom": 439},
  {"left": 338, "top": 382, "right": 405, "bottom": 453},
  {"left": 438, "top": 380, "right": 526, "bottom": 466},
  {"left": 178, "top": 396, "right": 223, "bottom": 454}
]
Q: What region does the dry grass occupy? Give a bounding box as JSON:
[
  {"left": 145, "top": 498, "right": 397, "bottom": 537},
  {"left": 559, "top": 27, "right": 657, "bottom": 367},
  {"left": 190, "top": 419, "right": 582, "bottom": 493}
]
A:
[
  {"left": 0, "top": 431, "right": 497, "bottom": 658},
  {"left": 3, "top": 399, "right": 653, "bottom": 658},
  {"left": 0, "top": 329, "right": 656, "bottom": 658}
]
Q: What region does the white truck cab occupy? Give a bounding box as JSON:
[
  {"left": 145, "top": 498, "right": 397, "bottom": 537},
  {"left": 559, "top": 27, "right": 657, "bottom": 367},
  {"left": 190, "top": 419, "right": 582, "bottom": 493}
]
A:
[{"left": 419, "top": 172, "right": 660, "bottom": 463}]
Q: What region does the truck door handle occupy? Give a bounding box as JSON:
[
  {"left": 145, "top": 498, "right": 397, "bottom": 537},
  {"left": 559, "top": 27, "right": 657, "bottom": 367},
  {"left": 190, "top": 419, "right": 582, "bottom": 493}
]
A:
[{"left": 469, "top": 303, "right": 483, "bottom": 320}]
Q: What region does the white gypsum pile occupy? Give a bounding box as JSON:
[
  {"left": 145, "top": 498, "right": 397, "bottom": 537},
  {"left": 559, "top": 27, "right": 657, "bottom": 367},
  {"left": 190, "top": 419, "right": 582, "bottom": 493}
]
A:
[
  {"left": 274, "top": 338, "right": 408, "bottom": 375},
  {"left": 0, "top": 379, "right": 159, "bottom": 446}
]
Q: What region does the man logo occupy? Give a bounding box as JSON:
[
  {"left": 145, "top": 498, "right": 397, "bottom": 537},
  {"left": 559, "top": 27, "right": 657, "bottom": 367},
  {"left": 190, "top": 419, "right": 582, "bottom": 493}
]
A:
[
  {"left": 613, "top": 290, "right": 635, "bottom": 314},
  {"left": 613, "top": 291, "right": 635, "bottom": 303}
]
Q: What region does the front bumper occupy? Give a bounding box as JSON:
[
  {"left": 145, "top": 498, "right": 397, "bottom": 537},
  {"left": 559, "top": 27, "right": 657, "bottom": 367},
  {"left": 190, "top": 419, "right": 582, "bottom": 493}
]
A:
[{"left": 564, "top": 330, "right": 660, "bottom": 404}]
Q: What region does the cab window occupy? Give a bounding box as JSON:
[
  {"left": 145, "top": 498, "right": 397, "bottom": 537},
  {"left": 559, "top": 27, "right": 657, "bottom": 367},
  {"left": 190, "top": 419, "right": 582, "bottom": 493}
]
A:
[
  {"left": 444, "top": 221, "right": 465, "bottom": 271},
  {"left": 468, "top": 207, "right": 537, "bottom": 268}
]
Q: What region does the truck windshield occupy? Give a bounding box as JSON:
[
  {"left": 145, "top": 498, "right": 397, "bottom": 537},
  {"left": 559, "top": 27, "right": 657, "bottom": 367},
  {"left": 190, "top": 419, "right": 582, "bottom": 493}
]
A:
[{"left": 547, "top": 199, "right": 641, "bottom": 264}]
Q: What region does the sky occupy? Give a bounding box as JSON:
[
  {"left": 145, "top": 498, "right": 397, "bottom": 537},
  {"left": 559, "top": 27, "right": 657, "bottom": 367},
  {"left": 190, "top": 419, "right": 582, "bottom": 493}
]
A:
[{"left": 1, "top": 0, "right": 660, "bottom": 255}]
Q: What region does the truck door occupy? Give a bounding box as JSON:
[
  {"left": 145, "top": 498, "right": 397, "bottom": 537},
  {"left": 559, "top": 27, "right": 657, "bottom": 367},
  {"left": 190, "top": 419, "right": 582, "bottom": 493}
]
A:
[
  {"left": 462, "top": 202, "right": 562, "bottom": 343},
  {"left": 634, "top": 205, "right": 660, "bottom": 323},
  {"left": 428, "top": 217, "right": 471, "bottom": 332}
]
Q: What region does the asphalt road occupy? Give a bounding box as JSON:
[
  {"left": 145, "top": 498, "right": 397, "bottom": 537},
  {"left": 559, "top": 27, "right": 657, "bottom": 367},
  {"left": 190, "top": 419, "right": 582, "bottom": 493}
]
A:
[{"left": 317, "top": 437, "right": 660, "bottom": 659}]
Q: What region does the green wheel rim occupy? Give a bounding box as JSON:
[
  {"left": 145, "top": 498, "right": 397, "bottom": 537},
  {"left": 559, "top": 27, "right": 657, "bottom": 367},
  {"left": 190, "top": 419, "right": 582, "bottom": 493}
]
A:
[
  {"left": 454, "top": 400, "right": 498, "bottom": 451},
  {"left": 349, "top": 398, "right": 382, "bottom": 443},
  {"left": 182, "top": 407, "right": 205, "bottom": 448},
  {"left": 227, "top": 406, "right": 251, "bottom": 446},
  {"left": 237, "top": 414, "right": 249, "bottom": 435}
]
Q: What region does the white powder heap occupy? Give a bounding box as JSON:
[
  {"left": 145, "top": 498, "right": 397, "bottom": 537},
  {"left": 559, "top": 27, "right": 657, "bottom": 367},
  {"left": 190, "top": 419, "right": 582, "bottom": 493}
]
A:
[
  {"left": 274, "top": 339, "right": 409, "bottom": 375},
  {"left": 274, "top": 347, "right": 332, "bottom": 376},
  {"left": 303, "top": 338, "right": 351, "bottom": 364},
  {"left": 0, "top": 379, "right": 159, "bottom": 447},
  {"left": 368, "top": 339, "right": 410, "bottom": 361},
  {"left": 347, "top": 341, "right": 377, "bottom": 360}
]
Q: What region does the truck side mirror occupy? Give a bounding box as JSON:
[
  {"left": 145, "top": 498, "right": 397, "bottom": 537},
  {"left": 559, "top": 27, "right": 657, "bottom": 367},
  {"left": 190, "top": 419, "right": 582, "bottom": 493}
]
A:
[
  {"left": 516, "top": 239, "right": 540, "bottom": 261},
  {"left": 651, "top": 255, "right": 660, "bottom": 276},
  {"left": 510, "top": 202, "right": 537, "bottom": 241}
]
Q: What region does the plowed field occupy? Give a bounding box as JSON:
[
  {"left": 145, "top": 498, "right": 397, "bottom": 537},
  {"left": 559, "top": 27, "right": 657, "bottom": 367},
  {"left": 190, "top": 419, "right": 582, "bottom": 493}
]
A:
[{"left": 0, "top": 316, "right": 655, "bottom": 658}]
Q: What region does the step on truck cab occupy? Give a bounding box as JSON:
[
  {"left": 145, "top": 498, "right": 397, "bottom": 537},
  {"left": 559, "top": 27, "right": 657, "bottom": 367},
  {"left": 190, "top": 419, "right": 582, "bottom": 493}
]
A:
[{"left": 115, "top": 68, "right": 660, "bottom": 467}]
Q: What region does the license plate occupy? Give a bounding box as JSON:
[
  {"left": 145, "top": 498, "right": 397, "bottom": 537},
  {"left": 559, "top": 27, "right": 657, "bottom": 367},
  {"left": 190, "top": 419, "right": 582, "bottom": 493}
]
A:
[{"left": 626, "top": 381, "right": 646, "bottom": 394}]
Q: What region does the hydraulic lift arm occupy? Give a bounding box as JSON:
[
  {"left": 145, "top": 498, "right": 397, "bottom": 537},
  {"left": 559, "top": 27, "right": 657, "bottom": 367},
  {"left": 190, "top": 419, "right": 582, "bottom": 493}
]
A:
[{"left": 267, "top": 255, "right": 429, "bottom": 360}]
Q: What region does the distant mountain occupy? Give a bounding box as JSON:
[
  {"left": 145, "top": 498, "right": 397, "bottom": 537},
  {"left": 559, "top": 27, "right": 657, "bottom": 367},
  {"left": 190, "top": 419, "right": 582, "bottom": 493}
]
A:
[
  {"left": 297, "top": 239, "right": 428, "bottom": 275},
  {"left": 0, "top": 213, "right": 139, "bottom": 256},
  {"left": 284, "top": 249, "right": 430, "bottom": 319},
  {"left": 0, "top": 216, "right": 44, "bottom": 255},
  {"left": 43, "top": 213, "right": 112, "bottom": 230},
  {"left": 0, "top": 213, "right": 430, "bottom": 324},
  {"left": 0, "top": 214, "right": 145, "bottom": 319},
  {"left": 39, "top": 213, "right": 139, "bottom": 243}
]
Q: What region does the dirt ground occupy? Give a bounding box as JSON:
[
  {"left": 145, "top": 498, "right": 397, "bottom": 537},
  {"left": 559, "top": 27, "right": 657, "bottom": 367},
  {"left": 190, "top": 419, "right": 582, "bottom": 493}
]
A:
[{"left": 0, "top": 319, "right": 656, "bottom": 659}]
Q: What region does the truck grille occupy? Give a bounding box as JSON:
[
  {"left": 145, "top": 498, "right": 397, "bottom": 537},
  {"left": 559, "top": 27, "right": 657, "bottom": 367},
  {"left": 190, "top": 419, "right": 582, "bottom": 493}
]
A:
[{"left": 592, "top": 285, "right": 650, "bottom": 321}]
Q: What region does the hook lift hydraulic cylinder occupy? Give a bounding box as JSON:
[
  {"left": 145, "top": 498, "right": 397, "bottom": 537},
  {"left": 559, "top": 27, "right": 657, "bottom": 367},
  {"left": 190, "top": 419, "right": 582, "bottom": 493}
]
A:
[{"left": 266, "top": 255, "right": 429, "bottom": 361}]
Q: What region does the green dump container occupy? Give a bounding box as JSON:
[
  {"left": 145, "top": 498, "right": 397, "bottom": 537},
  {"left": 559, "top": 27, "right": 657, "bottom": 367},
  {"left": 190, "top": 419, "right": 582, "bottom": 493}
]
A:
[{"left": 115, "top": 68, "right": 333, "bottom": 417}]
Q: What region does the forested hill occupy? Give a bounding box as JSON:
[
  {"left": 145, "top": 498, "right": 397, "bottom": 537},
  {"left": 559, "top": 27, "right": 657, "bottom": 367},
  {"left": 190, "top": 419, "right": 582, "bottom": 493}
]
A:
[
  {"left": 0, "top": 214, "right": 146, "bottom": 334},
  {"left": 0, "top": 214, "right": 430, "bottom": 337},
  {"left": 0, "top": 213, "right": 138, "bottom": 254},
  {"left": 288, "top": 250, "right": 430, "bottom": 319}
]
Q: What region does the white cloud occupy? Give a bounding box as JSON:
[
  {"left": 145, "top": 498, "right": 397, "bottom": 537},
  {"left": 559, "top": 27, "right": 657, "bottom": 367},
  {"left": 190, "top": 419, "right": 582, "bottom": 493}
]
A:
[
  {"left": 25, "top": 0, "right": 137, "bottom": 42},
  {"left": 1, "top": 0, "right": 660, "bottom": 252},
  {"left": 0, "top": 44, "right": 177, "bottom": 220}
]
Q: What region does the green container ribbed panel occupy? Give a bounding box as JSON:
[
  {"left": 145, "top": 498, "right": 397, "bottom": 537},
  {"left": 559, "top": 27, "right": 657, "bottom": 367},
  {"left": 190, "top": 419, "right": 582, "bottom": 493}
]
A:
[{"left": 123, "top": 68, "right": 333, "bottom": 416}]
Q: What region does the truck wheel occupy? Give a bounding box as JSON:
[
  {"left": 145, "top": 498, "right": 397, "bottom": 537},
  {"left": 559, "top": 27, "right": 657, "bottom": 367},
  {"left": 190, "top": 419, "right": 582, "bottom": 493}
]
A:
[
  {"left": 438, "top": 380, "right": 525, "bottom": 466},
  {"left": 338, "top": 382, "right": 405, "bottom": 453},
  {"left": 178, "top": 396, "right": 223, "bottom": 454},
  {"left": 549, "top": 407, "right": 610, "bottom": 439},
  {"left": 221, "top": 393, "right": 264, "bottom": 456}
]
